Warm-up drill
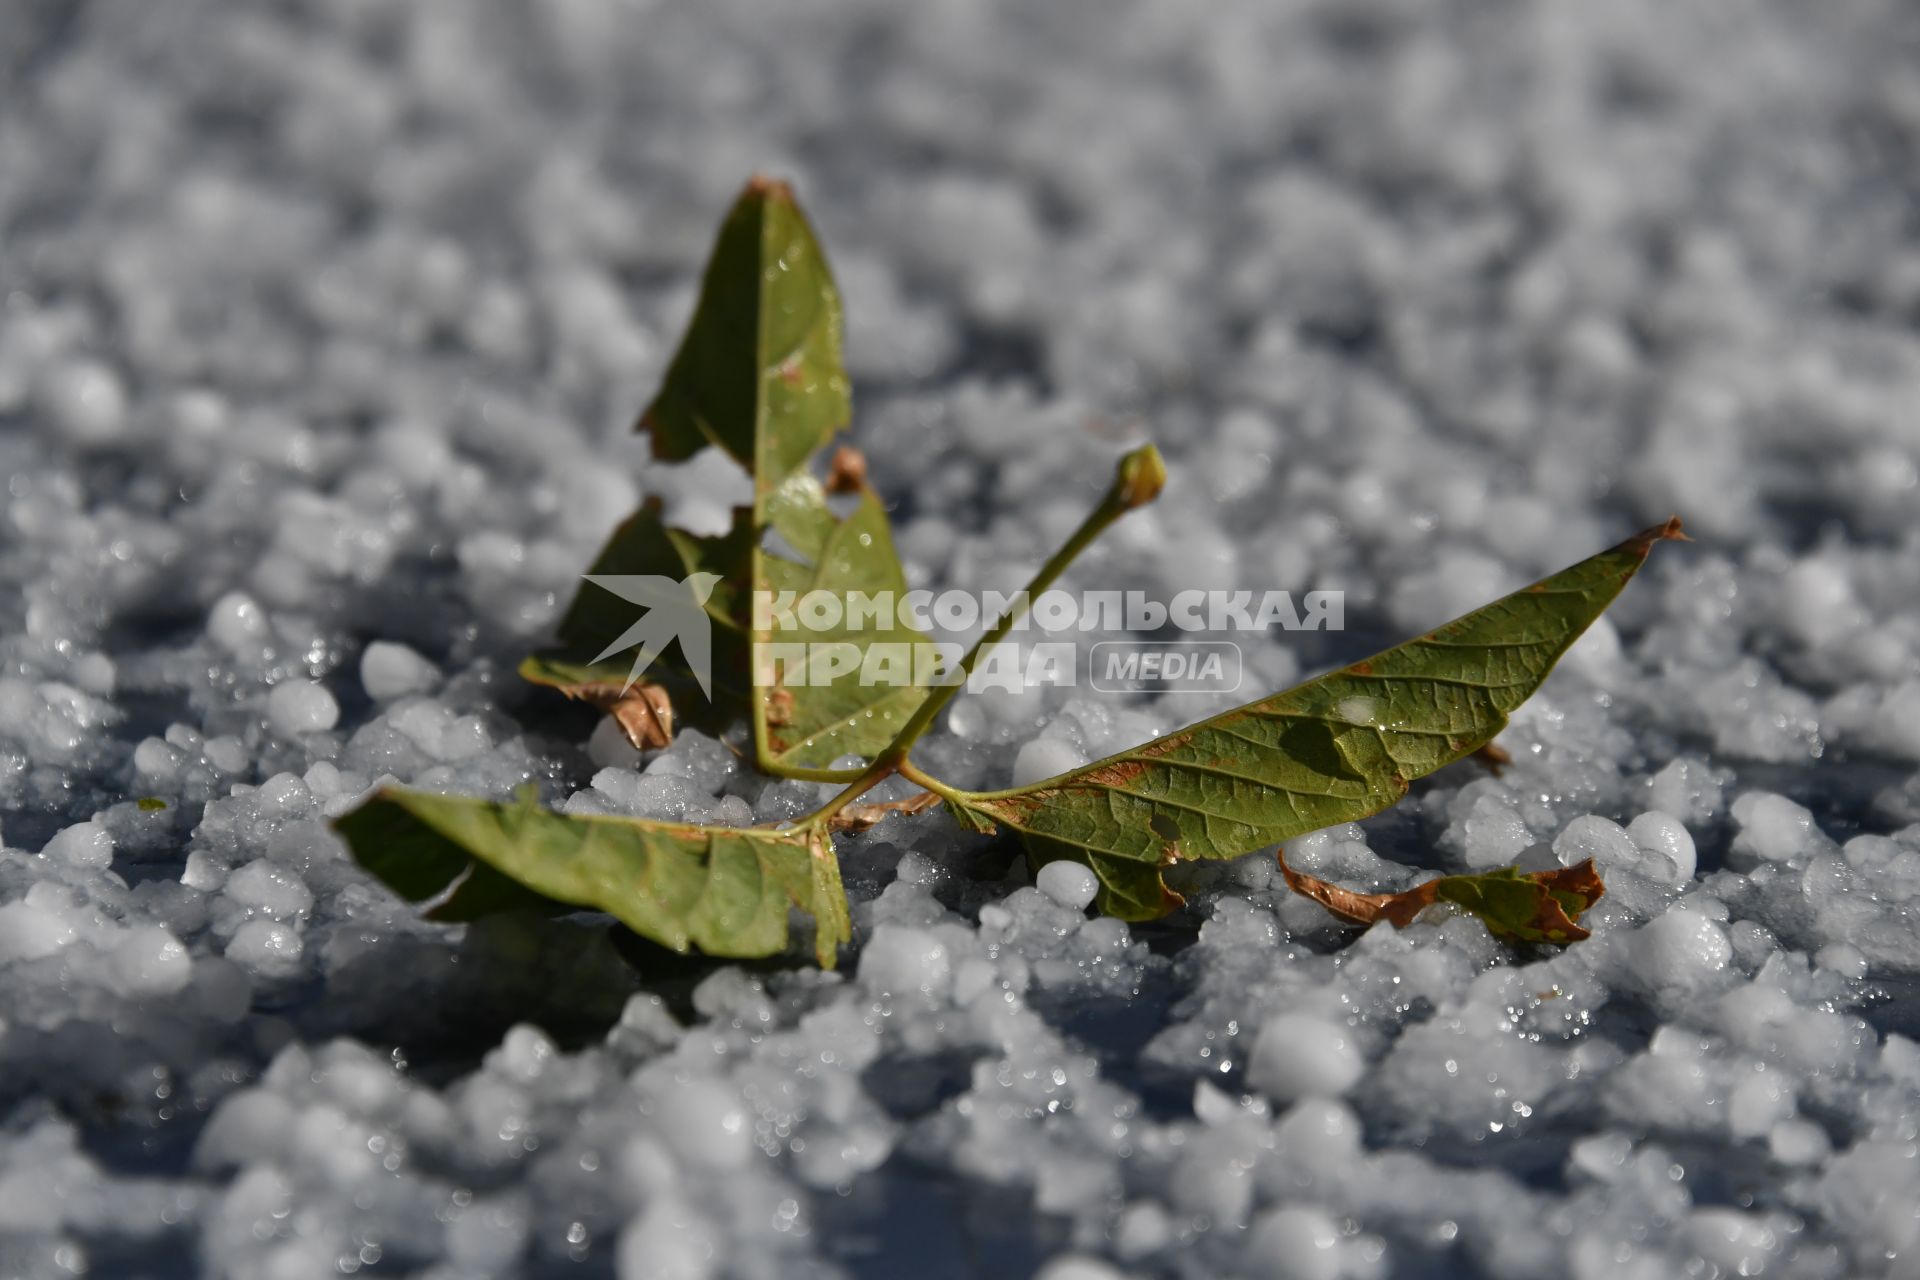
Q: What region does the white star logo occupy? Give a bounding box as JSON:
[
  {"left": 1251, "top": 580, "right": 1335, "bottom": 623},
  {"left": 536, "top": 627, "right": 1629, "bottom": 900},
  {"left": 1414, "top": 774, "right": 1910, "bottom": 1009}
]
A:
[{"left": 583, "top": 572, "right": 723, "bottom": 697}]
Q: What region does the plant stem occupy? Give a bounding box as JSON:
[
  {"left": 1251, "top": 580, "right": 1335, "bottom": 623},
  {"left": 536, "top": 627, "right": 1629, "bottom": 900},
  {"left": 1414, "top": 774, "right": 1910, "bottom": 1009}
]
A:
[
  {"left": 876, "top": 443, "right": 1166, "bottom": 761},
  {"left": 749, "top": 526, "right": 780, "bottom": 776},
  {"left": 797, "top": 760, "right": 896, "bottom": 830},
  {"left": 764, "top": 761, "right": 871, "bottom": 784},
  {"left": 792, "top": 443, "right": 1165, "bottom": 835},
  {"left": 895, "top": 757, "right": 973, "bottom": 805}
]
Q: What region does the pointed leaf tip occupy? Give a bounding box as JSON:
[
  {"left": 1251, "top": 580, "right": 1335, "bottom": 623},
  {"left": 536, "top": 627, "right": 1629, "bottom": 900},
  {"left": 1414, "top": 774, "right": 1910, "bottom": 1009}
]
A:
[
  {"left": 955, "top": 523, "right": 1669, "bottom": 920},
  {"left": 633, "top": 177, "right": 849, "bottom": 483},
  {"left": 534, "top": 176, "right": 925, "bottom": 772},
  {"left": 745, "top": 173, "right": 795, "bottom": 201},
  {"left": 1627, "top": 515, "right": 1688, "bottom": 554}
]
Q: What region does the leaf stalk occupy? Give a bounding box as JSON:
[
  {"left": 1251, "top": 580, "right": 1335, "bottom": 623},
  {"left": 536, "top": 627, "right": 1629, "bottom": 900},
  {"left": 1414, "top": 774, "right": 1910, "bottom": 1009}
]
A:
[{"left": 872, "top": 443, "right": 1165, "bottom": 764}]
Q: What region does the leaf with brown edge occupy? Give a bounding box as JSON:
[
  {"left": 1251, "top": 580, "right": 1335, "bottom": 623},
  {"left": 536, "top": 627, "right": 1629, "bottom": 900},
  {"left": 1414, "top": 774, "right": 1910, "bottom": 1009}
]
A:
[
  {"left": 522, "top": 177, "right": 841, "bottom": 743},
  {"left": 520, "top": 673, "right": 677, "bottom": 750},
  {"left": 332, "top": 787, "right": 851, "bottom": 967},
  {"left": 637, "top": 177, "right": 850, "bottom": 496},
  {"left": 524, "top": 179, "right": 938, "bottom": 773},
  {"left": 592, "top": 681, "right": 676, "bottom": 750},
  {"left": 1433, "top": 859, "right": 1605, "bottom": 944},
  {"left": 948, "top": 519, "right": 1683, "bottom": 921},
  {"left": 826, "top": 790, "right": 940, "bottom": 833},
  {"left": 756, "top": 468, "right": 942, "bottom": 769},
  {"left": 633, "top": 179, "right": 940, "bottom": 772},
  {"left": 1277, "top": 851, "right": 1606, "bottom": 945}
]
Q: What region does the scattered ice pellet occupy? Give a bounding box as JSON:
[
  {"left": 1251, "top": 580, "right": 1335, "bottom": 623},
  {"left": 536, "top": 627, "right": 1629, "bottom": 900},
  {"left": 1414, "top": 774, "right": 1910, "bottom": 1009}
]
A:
[
  {"left": 1629, "top": 908, "right": 1733, "bottom": 995},
  {"left": 616, "top": 1201, "right": 718, "bottom": 1280},
  {"left": 359, "top": 640, "right": 441, "bottom": 700},
  {"left": 1460, "top": 795, "right": 1532, "bottom": 868},
  {"left": 1813, "top": 942, "right": 1868, "bottom": 979},
  {"left": 1775, "top": 558, "right": 1862, "bottom": 649},
  {"left": 194, "top": 1089, "right": 299, "bottom": 1172},
  {"left": 267, "top": 679, "right": 340, "bottom": 735},
  {"left": 1688, "top": 1208, "right": 1784, "bottom": 1278},
  {"left": 1247, "top": 1014, "right": 1365, "bottom": 1102},
  {"left": 1728, "top": 1072, "right": 1793, "bottom": 1140},
  {"left": 946, "top": 699, "right": 987, "bottom": 740},
  {"left": 1768, "top": 1118, "right": 1832, "bottom": 1166},
  {"left": 208, "top": 591, "right": 270, "bottom": 655},
  {"left": 650, "top": 1078, "right": 753, "bottom": 1172},
  {"left": 894, "top": 849, "right": 943, "bottom": 887},
  {"left": 181, "top": 851, "right": 227, "bottom": 892},
  {"left": 204, "top": 736, "right": 249, "bottom": 773},
  {"left": 1033, "top": 1256, "right": 1129, "bottom": 1280},
  {"left": 43, "top": 819, "right": 113, "bottom": 870},
  {"left": 1553, "top": 814, "right": 1639, "bottom": 874},
  {"left": 1114, "top": 1201, "right": 1174, "bottom": 1260},
  {"left": 1730, "top": 791, "right": 1823, "bottom": 863},
  {"left": 224, "top": 861, "right": 314, "bottom": 919},
  {"left": 1011, "top": 736, "right": 1087, "bottom": 788},
  {"left": 40, "top": 358, "right": 128, "bottom": 445},
  {"left": 1646, "top": 756, "right": 1724, "bottom": 825},
  {"left": 1247, "top": 1206, "right": 1343, "bottom": 1280},
  {"left": 1866, "top": 680, "right": 1920, "bottom": 761},
  {"left": 70, "top": 652, "right": 114, "bottom": 695},
  {"left": 1568, "top": 1132, "right": 1633, "bottom": 1182},
  {"left": 587, "top": 714, "right": 646, "bottom": 769},
  {"left": 302, "top": 760, "right": 344, "bottom": 798},
  {"left": 0, "top": 897, "right": 78, "bottom": 962},
  {"left": 224, "top": 919, "right": 304, "bottom": 979},
  {"left": 133, "top": 736, "right": 183, "bottom": 782},
  {"left": 254, "top": 771, "right": 312, "bottom": 817},
  {"left": 108, "top": 925, "right": 193, "bottom": 997},
  {"left": 858, "top": 925, "right": 952, "bottom": 1000},
  {"left": 1627, "top": 811, "right": 1698, "bottom": 883},
  {"left": 1036, "top": 860, "right": 1099, "bottom": 910}
]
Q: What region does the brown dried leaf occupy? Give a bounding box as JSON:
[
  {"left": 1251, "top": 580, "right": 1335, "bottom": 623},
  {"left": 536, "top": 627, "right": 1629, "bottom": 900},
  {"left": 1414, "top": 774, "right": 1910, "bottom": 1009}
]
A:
[
  {"left": 827, "top": 790, "right": 940, "bottom": 833},
  {"left": 1276, "top": 852, "right": 1441, "bottom": 928},
  {"left": 1277, "top": 851, "right": 1606, "bottom": 944},
  {"left": 824, "top": 444, "right": 869, "bottom": 494},
  {"left": 562, "top": 680, "right": 675, "bottom": 750}
]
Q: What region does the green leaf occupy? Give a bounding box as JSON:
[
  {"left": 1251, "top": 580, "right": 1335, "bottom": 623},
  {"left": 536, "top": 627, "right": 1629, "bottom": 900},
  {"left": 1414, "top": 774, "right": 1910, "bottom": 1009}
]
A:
[
  {"left": 1277, "top": 850, "right": 1606, "bottom": 944},
  {"left": 525, "top": 178, "right": 933, "bottom": 772},
  {"left": 519, "top": 498, "right": 754, "bottom": 735},
  {"left": 333, "top": 787, "right": 850, "bottom": 967},
  {"left": 758, "top": 469, "right": 940, "bottom": 769},
  {"left": 951, "top": 519, "right": 1685, "bottom": 920},
  {"left": 640, "top": 176, "right": 851, "bottom": 499}
]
